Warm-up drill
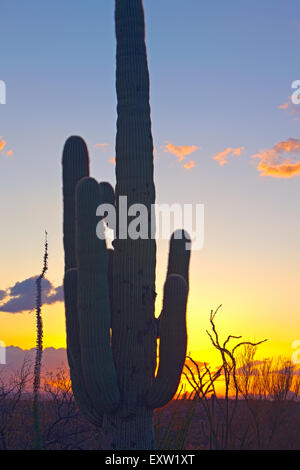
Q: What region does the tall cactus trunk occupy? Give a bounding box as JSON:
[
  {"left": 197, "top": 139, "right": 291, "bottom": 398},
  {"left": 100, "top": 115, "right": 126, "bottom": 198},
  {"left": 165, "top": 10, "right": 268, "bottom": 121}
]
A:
[
  {"left": 102, "top": 410, "right": 154, "bottom": 450},
  {"left": 102, "top": 0, "right": 157, "bottom": 450}
]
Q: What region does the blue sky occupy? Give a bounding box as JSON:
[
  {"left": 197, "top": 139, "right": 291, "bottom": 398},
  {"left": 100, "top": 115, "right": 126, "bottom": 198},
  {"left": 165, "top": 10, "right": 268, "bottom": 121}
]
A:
[{"left": 1, "top": 0, "right": 300, "bottom": 360}]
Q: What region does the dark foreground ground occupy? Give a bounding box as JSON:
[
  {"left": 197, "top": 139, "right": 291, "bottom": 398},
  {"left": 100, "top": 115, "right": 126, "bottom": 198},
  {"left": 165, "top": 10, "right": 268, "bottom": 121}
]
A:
[{"left": 1, "top": 396, "right": 300, "bottom": 450}]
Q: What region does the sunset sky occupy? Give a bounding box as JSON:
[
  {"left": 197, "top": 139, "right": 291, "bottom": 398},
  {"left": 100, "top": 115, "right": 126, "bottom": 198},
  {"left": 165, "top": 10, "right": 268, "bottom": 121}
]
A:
[{"left": 1, "top": 0, "right": 300, "bottom": 369}]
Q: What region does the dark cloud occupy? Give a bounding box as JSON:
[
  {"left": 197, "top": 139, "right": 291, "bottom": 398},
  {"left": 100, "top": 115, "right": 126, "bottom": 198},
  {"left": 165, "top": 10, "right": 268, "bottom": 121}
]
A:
[
  {"left": 47, "top": 285, "right": 64, "bottom": 304},
  {"left": 0, "top": 277, "right": 64, "bottom": 313},
  {"left": 0, "top": 290, "right": 6, "bottom": 301}
]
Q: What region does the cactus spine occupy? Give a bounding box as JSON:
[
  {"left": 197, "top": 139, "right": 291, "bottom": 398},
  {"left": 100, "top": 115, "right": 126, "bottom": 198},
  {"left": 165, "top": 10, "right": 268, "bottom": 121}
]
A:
[{"left": 62, "top": 0, "right": 190, "bottom": 450}]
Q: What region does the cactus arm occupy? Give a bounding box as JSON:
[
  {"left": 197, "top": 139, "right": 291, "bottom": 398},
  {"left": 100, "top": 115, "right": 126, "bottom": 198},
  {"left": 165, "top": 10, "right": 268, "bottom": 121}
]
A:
[
  {"left": 146, "top": 232, "right": 191, "bottom": 409},
  {"left": 62, "top": 136, "right": 89, "bottom": 272},
  {"left": 76, "top": 177, "right": 120, "bottom": 413},
  {"left": 167, "top": 230, "right": 191, "bottom": 286},
  {"left": 99, "top": 182, "right": 115, "bottom": 207},
  {"left": 64, "top": 268, "right": 103, "bottom": 426},
  {"left": 62, "top": 135, "right": 102, "bottom": 421},
  {"left": 99, "top": 181, "right": 116, "bottom": 237},
  {"left": 156, "top": 230, "right": 191, "bottom": 338},
  {"left": 146, "top": 274, "right": 188, "bottom": 409}
]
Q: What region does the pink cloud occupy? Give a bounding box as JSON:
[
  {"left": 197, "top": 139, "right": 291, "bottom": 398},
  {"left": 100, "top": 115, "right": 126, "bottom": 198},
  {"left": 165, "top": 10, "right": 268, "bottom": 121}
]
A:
[
  {"left": 278, "top": 96, "right": 300, "bottom": 117},
  {"left": 94, "top": 143, "right": 109, "bottom": 150},
  {"left": 183, "top": 160, "right": 196, "bottom": 170},
  {"left": 213, "top": 146, "right": 245, "bottom": 166},
  {"left": 252, "top": 137, "right": 300, "bottom": 178},
  {"left": 164, "top": 143, "right": 198, "bottom": 162},
  {"left": 0, "top": 139, "right": 7, "bottom": 152},
  {"left": 279, "top": 102, "right": 290, "bottom": 110}
]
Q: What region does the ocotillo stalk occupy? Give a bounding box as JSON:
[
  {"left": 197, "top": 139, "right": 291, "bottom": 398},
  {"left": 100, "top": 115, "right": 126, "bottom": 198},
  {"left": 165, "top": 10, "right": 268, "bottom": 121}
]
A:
[{"left": 33, "top": 231, "right": 48, "bottom": 450}]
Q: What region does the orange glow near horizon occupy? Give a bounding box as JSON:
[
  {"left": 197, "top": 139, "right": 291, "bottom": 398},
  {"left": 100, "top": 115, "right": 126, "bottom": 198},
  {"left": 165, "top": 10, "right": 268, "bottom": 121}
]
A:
[
  {"left": 1, "top": 240, "right": 299, "bottom": 372},
  {"left": 1, "top": 302, "right": 67, "bottom": 350}
]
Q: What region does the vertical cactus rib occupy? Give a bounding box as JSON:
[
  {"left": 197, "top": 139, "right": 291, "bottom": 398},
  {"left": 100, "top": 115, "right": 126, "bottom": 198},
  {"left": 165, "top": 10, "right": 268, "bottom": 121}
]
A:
[
  {"left": 64, "top": 268, "right": 103, "bottom": 426},
  {"left": 146, "top": 274, "right": 188, "bottom": 409},
  {"left": 62, "top": 136, "right": 89, "bottom": 271},
  {"left": 76, "top": 177, "right": 120, "bottom": 413}
]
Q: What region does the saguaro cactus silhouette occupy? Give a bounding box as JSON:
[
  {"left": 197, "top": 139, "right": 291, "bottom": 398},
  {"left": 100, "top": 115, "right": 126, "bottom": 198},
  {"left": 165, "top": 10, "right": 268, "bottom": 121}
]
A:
[{"left": 62, "top": 0, "right": 191, "bottom": 450}]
